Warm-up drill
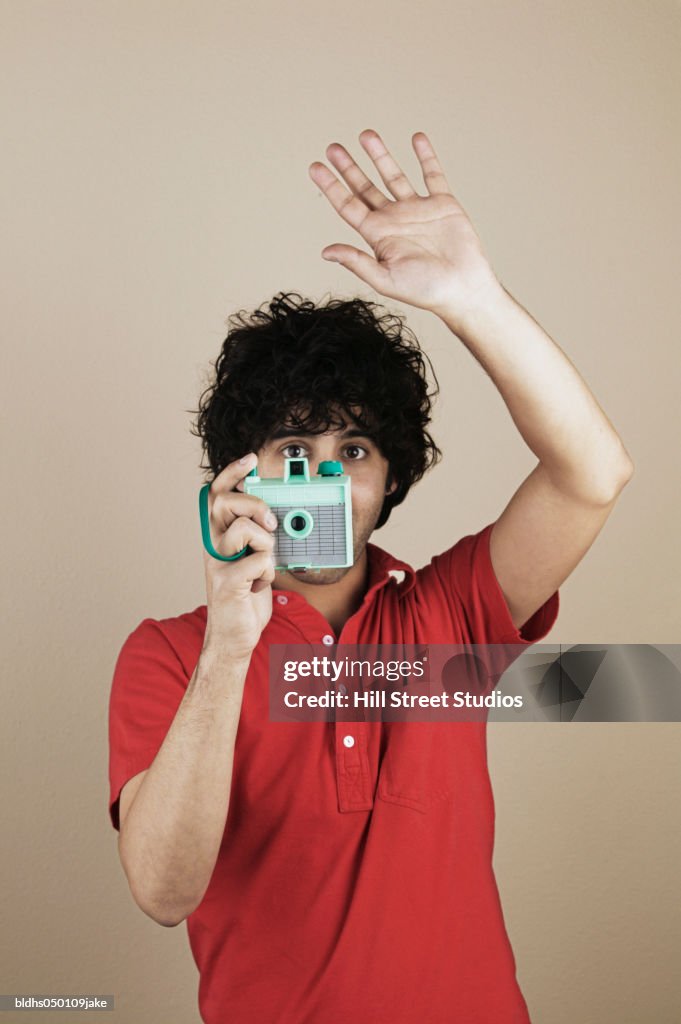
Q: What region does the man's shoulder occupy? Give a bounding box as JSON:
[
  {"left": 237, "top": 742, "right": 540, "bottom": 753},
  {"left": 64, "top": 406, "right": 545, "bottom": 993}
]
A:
[
  {"left": 121, "top": 604, "right": 207, "bottom": 662},
  {"left": 365, "top": 541, "right": 417, "bottom": 594},
  {"left": 366, "top": 524, "right": 492, "bottom": 597}
]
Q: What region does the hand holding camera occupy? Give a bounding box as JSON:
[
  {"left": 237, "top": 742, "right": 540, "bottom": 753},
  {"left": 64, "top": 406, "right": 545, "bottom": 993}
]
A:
[{"left": 199, "top": 453, "right": 278, "bottom": 660}]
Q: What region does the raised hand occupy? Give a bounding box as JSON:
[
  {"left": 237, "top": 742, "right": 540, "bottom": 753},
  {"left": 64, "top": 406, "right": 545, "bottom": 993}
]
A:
[{"left": 308, "top": 130, "right": 501, "bottom": 327}]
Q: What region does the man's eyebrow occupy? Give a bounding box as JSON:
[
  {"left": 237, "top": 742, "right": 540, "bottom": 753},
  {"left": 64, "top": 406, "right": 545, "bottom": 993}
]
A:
[{"left": 266, "top": 426, "right": 377, "bottom": 442}]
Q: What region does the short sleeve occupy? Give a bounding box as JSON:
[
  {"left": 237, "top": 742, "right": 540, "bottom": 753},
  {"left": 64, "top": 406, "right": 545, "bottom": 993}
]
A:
[
  {"left": 107, "top": 618, "right": 190, "bottom": 831},
  {"left": 428, "top": 521, "right": 560, "bottom": 645}
]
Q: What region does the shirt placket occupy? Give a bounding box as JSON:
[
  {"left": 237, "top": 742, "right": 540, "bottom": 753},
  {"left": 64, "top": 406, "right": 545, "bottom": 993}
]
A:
[
  {"left": 281, "top": 597, "right": 377, "bottom": 813},
  {"left": 332, "top": 655, "right": 374, "bottom": 813},
  {"left": 332, "top": 612, "right": 378, "bottom": 813}
]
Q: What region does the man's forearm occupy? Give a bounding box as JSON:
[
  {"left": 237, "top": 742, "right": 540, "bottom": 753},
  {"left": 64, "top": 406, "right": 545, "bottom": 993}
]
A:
[
  {"left": 438, "top": 283, "right": 634, "bottom": 503},
  {"left": 118, "top": 647, "right": 250, "bottom": 927}
]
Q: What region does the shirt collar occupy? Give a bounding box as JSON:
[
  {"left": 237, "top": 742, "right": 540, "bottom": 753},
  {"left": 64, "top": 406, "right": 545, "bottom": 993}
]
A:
[{"left": 364, "top": 542, "right": 417, "bottom": 597}]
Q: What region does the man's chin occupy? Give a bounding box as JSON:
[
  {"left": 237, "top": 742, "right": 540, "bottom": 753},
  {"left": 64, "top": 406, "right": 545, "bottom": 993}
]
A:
[{"left": 282, "top": 566, "right": 351, "bottom": 586}]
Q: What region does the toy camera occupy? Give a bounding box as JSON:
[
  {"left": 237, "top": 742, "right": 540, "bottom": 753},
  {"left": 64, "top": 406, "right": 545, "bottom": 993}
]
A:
[{"left": 245, "top": 457, "right": 353, "bottom": 571}]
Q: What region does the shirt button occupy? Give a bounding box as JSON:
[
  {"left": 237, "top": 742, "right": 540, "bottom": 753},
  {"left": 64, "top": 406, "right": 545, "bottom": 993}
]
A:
[
  {"left": 343, "top": 735, "right": 355, "bottom": 748},
  {"left": 322, "top": 634, "right": 335, "bottom": 646},
  {"left": 337, "top": 684, "right": 347, "bottom": 696},
  {"left": 276, "top": 594, "right": 288, "bottom": 605}
]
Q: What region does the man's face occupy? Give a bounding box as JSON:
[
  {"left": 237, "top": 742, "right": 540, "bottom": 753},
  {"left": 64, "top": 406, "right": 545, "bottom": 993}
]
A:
[{"left": 254, "top": 417, "right": 396, "bottom": 585}]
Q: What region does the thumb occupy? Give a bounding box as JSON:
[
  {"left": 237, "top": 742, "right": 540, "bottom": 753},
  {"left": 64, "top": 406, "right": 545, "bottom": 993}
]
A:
[{"left": 321, "top": 244, "right": 391, "bottom": 292}]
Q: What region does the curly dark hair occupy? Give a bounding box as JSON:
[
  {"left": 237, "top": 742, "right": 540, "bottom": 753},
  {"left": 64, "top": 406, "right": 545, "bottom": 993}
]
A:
[{"left": 190, "top": 292, "right": 441, "bottom": 528}]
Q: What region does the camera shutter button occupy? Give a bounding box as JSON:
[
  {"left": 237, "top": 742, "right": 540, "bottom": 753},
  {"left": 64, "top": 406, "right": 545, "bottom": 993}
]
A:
[{"left": 317, "top": 460, "right": 343, "bottom": 476}]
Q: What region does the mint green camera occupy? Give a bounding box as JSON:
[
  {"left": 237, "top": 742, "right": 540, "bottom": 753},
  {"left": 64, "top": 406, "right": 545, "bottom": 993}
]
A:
[{"left": 245, "top": 457, "right": 353, "bottom": 571}]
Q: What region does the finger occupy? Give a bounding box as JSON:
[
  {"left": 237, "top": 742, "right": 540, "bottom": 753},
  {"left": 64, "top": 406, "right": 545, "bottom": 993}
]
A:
[
  {"left": 325, "top": 143, "right": 390, "bottom": 211},
  {"left": 210, "top": 452, "right": 259, "bottom": 496},
  {"left": 412, "top": 131, "right": 452, "bottom": 196},
  {"left": 210, "top": 490, "right": 277, "bottom": 535},
  {"left": 358, "top": 129, "right": 417, "bottom": 200},
  {"left": 214, "top": 516, "right": 275, "bottom": 560},
  {"left": 210, "top": 547, "right": 275, "bottom": 591},
  {"left": 251, "top": 562, "right": 276, "bottom": 594},
  {"left": 308, "top": 161, "right": 370, "bottom": 234},
  {"left": 238, "top": 549, "right": 276, "bottom": 588},
  {"left": 321, "top": 243, "right": 392, "bottom": 292}
]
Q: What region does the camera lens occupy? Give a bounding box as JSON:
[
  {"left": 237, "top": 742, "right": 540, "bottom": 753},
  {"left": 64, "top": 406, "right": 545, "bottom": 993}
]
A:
[{"left": 283, "top": 508, "right": 314, "bottom": 540}]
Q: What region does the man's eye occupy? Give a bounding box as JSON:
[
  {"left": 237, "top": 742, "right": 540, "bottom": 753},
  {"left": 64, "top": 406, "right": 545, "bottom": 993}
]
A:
[
  {"left": 343, "top": 445, "right": 367, "bottom": 460},
  {"left": 282, "top": 444, "right": 307, "bottom": 458}
]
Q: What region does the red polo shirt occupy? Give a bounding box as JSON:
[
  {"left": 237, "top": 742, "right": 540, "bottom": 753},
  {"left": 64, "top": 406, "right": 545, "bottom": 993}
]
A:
[{"left": 109, "top": 522, "right": 559, "bottom": 1023}]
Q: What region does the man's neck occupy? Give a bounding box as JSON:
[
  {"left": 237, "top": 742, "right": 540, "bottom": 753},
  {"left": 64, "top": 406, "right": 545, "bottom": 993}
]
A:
[{"left": 273, "top": 549, "right": 370, "bottom": 636}]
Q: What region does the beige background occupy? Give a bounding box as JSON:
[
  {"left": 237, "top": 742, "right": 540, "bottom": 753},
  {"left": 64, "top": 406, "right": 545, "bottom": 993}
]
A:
[{"left": 1, "top": 1, "right": 680, "bottom": 1021}]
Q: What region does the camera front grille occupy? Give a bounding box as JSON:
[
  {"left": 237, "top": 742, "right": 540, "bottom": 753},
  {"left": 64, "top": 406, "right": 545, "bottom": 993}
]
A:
[{"left": 270, "top": 503, "right": 348, "bottom": 566}]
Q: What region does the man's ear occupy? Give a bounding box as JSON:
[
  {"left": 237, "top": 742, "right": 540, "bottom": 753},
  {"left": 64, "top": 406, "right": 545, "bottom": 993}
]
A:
[{"left": 385, "top": 472, "right": 398, "bottom": 496}]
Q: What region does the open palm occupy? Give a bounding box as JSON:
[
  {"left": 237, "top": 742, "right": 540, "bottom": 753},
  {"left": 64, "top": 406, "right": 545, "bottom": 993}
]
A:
[{"left": 308, "top": 130, "right": 499, "bottom": 323}]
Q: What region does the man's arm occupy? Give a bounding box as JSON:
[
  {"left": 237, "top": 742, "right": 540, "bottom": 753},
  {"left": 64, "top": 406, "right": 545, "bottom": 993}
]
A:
[
  {"left": 113, "top": 455, "right": 278, "bottom": 927},
  {"left": 438, "top": 284, "right": 633, "bottom": 630},
  {"left": 308, "top": 129, "right": 633, "bottom": 625},
  {"left": 117, "top": 650, "right": 249, "bottom": 927}
]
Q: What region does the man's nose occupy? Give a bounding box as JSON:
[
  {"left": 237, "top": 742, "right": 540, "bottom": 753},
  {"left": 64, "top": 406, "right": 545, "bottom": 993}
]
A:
[{"left": 310, "top": 441, "right": 340, "bottom": 467}]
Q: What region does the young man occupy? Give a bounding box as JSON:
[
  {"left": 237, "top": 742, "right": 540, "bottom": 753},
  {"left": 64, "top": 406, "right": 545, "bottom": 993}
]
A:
[{"left": 108, "top": 131, "right": 633, "bottom": 1023}]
